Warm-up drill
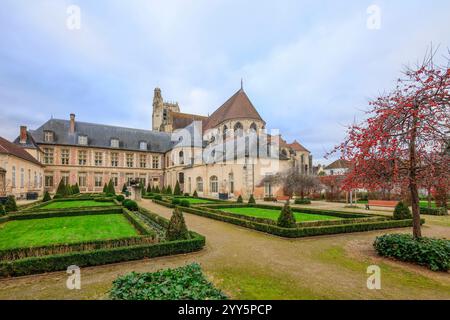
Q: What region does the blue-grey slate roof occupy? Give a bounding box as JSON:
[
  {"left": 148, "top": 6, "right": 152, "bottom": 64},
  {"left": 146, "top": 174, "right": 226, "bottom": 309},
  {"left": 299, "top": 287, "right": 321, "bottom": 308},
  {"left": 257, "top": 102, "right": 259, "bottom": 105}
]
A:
[{"left": 25, "top": 119, "right": 173, "bottom": 153}]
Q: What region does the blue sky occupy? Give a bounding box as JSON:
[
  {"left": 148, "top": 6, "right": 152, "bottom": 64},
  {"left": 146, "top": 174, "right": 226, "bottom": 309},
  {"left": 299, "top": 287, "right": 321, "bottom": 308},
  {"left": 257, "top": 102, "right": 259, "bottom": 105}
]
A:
[{"left": 1, "top": 0, "right": 450, "bottom": 164}]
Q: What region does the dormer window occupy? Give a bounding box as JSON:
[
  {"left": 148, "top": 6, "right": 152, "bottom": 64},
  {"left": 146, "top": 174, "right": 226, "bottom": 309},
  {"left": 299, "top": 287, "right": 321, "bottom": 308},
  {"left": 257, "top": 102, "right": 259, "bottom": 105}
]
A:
[
  {"left": 111, "top": 139, "right": 119, "bottom": 148},
  {"left": 78, "top": 135, "right": 88, "bottom": 145},
  {"left": 44, "top": 131, "right": 54, "bottom": 143},
  {"left": 139, "top": 141, "right": 147, "bottom": 150}
]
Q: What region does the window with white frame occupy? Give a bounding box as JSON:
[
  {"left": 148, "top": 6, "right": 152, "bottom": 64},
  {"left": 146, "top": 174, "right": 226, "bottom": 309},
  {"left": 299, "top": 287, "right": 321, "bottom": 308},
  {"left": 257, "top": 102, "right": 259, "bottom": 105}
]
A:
[
  {"left": 94, "top": 152, "right": 103, "bottom": 166},
  {"left": 43, "top": 148, "right": 54, "bottom": 164},
  {"left": 209, "top": 176, "right": 218, "bottom": 193},
  {"left": 126, "top": 154, "right": 134, "bottom": 168},
  {"left": 11, "top": 166, "right": 16, "bottom": 188},
  {"left": 139, "top": 154, "right": 147, "bottom": 168},
  {"left": 78, "top": 135, "right": 88, "bottom": 145},
  {"left": 111, "top": 152, "right": 119, "bottom": 167},
  {"left": 139, "top": 141, "right": 147, "bottom": 150},
  {"left": 61, "top": 149, "right": 70, "bottom": 165},
  {"left": 78, "top": 150, "right": 87, "bottom": 165},
  {"left": 44, "top": 174, "right": 53, "bottom": 188},
  {"left": 152, "top": 156, "right": 159, "bottom": 169},
  {"left": 196, "top": 177, "right": 203, "bottom": 192},
  {"left": 94, "top": 173, "right": 103, "bottom": 187},
  {"left": 111, "top": 139, "right": 119, "bottom": 148},
  {"left": 44, "top": 131, "right": 54, "bottom": 142},
  {"left": 78, "top": 172, "right": 87, "bottom": 187}
]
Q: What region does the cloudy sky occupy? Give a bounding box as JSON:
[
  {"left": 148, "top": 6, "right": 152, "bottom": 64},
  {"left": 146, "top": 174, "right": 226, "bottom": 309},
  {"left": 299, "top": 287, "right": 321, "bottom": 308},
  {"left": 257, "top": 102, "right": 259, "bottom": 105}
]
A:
[{"left": 1, "top": 0, "right": 449, "bottom": 164}]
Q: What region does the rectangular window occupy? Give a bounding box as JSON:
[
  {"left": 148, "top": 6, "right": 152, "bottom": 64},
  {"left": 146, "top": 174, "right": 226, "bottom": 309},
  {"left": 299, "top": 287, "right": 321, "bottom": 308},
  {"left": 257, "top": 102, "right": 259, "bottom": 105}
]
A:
[
  {"left": 111, "top": 173, "right": 118, "bottom": 187},
  {"left": 126, "top": 154, "right": 134, "bottom": 168},
  {"left": 264, "top": 182, "right": 273, "bottom": 197},
  {"left": 95, "top": 152, "right": 103, "bottom": 166},
  {"left": 139, "top": 142, "right": 147, "bottom": 150},
  {"left": 78, "top": 173, "right": 87, "bottom": 187},
  {"left": 44, "top": 174, "right": 53, "bottom": 188},
  {"left": 78, "top": 135, "right": 88, "bottom": 145},
  {"left": 94, "top": 173, "right": 103, "bottom": 187},
  {"left": 20, "top": 168, "right": 24, "bottom": 188},
  {"left": 111, "top": 152, "right": 119, "bottom": 167},
  {"left": 43, "top": 148, "right": 54, "bottom": 164},
  {"left": 126, "top": 173, "right": 134, "bottom": 186},
  {"left": 139, "top": 154, "right": 147, "bottom": 168},
  {"left": 61, "top": 149, "right": 70, "bottom": 165},
  {"left": 11, "top": 166, "right": 16, "bottom": 188},
  {"left": 78, "top": 150, "right": 87, "bottom": 166},
  {"left": 61, "top": 172, "right": 69, "bottom": 186},
  {"left": 44, "top": 131, "right": 54, "bottom": 142},
  {"left": 152, "top": 156, "right": 160, "bottom": 169},
  {"left": 111, "top": 139, "right": 119, "bottom": 148}
]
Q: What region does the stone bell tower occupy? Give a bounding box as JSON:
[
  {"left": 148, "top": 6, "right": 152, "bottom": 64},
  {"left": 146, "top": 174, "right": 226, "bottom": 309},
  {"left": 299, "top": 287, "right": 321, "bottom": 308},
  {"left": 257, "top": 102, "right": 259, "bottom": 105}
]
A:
[{"left": 152, "top": 88, "right": 164, "bottom": 131}]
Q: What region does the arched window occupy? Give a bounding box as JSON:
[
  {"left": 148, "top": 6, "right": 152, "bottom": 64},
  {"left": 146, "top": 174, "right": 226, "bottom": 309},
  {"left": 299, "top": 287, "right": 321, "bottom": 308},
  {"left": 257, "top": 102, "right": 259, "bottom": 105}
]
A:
[
  {"left": 228, "top": 173, "right": 234, "bottom": 194},
  {"left": 281, "top": 149, "right": 288, "bottom": 157},
  {"left": 250, "top": 122, "right": 257, "bottom": 132},
  {"left": 210, "top": 175, "right": 218, "bottom": 193},
  {"left": 196, "top": 177, "right": 203, "bottom": 192},
  {"left": 179, "top": 151, "right": 184, "bottom": 165},
  {"left": 234, "top": 122, "right": 243, "bottom": 137},
  {"left": 223, "top": 125, "right": 228, "bottom": 141}
]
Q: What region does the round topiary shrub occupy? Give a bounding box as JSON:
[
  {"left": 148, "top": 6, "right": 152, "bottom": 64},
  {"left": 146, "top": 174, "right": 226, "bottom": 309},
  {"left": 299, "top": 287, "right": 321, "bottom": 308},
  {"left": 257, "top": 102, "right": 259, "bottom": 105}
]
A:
[
  {"left": 123, "top": 199, "right": 138, "bottom": 211},
  {"left": 193, "top": 190, "right": 198, "bottom": 198},
  {"left": 184, "top": 193, "right": 190, "bottom": 197},
  {"left": 166, "top": 208, "right": 190, "bottom": 241},
  {"left": 154, "top": 194, "right": 163, "bottom": 201},
  {"left": 172, "top": 198, "right": 181, "bottom": 205},
  {"left": 42, "top": 191, "right": 52, "bottom": 202},
  {"left": 116, "top": 195, "right": 125, "bottom": 202},
  {"left": 393, "top": 201, "right": 412, "bottom": 220},
  {"left": 180, "top": 199, "right": 190, "bottom": 207},
  {"left": 237, "top": 195, "right": 243, "bottom": 203},
  {"left": 248, "top": 194, "right": 256, "bottom": 204},
  {"left": 4, "top": 196, "right": 18, "bottom": 213},
  {"left": 277, "top": 202, "right": 297, "bottom": 228},
  {"left": 295, "top": 198, "right": 311, "bottom": 205}
]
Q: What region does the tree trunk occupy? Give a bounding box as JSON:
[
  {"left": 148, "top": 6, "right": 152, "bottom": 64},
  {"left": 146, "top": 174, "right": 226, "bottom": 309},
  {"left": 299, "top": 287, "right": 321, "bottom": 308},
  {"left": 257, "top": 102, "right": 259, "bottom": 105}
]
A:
[
  {"left": 409, "top": 113, "right": 421, "bottom": 239},
  {"left": 427, "top": 187, "right": 432, "bottom": 209}
]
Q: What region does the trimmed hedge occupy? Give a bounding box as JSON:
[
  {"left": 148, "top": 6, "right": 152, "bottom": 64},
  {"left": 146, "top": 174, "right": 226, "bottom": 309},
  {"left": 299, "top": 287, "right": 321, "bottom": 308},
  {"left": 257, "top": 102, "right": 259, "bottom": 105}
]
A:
[
  {"left": 0, "top": 232, "right": 205, "bottom": 278},
  {"left": 179, "top": 206, "right": 421, "bottom": 238},
  {"left": 374, "top": 234, "right": 450, "bottom": 271},
  {"left": 9, "top": 207, "right": 123, "bottom": 221},
  {"left": 122, "top": 208, "right": 157, "bottom": 237},
  {"left": 0, "top": 236, "right": 156, "bottom": 261},
  {"left": 420, "top": 207, "right": 448, "bottom": 216},
  {"left": 138, "top": 207, "right": 170, "bottom": 228}
]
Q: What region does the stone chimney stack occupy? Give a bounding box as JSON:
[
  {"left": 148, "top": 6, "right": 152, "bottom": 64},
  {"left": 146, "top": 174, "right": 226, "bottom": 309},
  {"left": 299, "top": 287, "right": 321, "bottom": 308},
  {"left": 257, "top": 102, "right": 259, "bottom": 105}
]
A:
[
  {"left": 19, "top": 126, "right": 27, "bottom": 144},
  {"left": 70, "top": 113, "right": 76, "bottom": 134}
]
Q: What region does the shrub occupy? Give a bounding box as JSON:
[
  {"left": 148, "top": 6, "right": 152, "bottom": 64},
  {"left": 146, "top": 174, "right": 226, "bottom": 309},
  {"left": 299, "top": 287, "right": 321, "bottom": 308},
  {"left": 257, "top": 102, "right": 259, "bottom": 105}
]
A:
[
  {"left": 122, "top": 184, "right": 128, "bottom": 193},
  {"left": 53, "top": 194, "right": 62, "bottom": 200},
  {"left": 146, "top": 184, "right": 152, "bottom": 194},
  {"left": 237, "top": 195, "right": 243, "bottom": 203},
  {"left": 0, "top": 205, "right": 5, "bottom": 216},
  {"left": 172, "top": 198, "right": 181, "bottom": 205},
  {"left": 180, "top": 200, "right": 190, "bottom": 208},
  {"left": 263, "top": 197, "right": 277, "bottom": 202},
  {"left": 184, "top": 193, "right": 190, "bottom": 197},
  {"left": 393, "top": 202, "right": 412, "bottom": 220},
  {"left": 116, "top": 195, "right": 125, "bottom": 202},
  {"left": 166, "top": 208, "right": 190, "bottom": 241},
  {"left": 155, "top": 186, "right": 160, "bottom": 194},
  {"left": 420, "top": 207, "right": 448, "bottom": 216},
  {"left": 174, "top": 181, "right": 182, "bottom": 196},
  {"left": 103, "top": 183, "right": 108, "bottom": 194},
  {"left": 277, "top": 202, "right": 296, "bottom": 228},
  {"left": 374, "top": 234, "right": 450, "bottom": 271},
  {"left": 110, "top": 263, "right": 226, "bottom": 300},
  {"left": 154, "top": 195, "right": 163, "bottom": 201},
  {"left": 5, "top": 196, "right": 18, "bottom": 213},
  {"left": 295, "top": 198, "right": 311, "bottom": 205},
  {"left": 55, "top": 179, "right": 67, "bottom": 197},
  {"left": 42, "top": 191, "right": 52, "bottom": 202},
  {"left": 166, "top": 185, "right": 173, "bottom": 195},
  {"left": 123, "top": 200, "right": 138, "bottom": 211},
  {"left": 107, "top": 180, "right": 116, "bottom": 195},
  {"left": 72, "top": 183, "right": 80, "bottom": 195},
  {"left": 193, "top": 190, "right": 198, "bottom": 198},
  {"left": 248, "top": 194, "right": 256, "bottom": 204}
]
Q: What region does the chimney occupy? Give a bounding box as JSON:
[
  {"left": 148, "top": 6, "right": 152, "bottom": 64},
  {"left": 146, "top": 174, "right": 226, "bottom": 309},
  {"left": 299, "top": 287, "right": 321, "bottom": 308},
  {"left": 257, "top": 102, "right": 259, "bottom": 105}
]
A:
[
  {"left": 19, "top": 126, "right": 27, "bottom": 144},
  {"left": 70, "top": 113, "right": 76, "bottom": 134}
]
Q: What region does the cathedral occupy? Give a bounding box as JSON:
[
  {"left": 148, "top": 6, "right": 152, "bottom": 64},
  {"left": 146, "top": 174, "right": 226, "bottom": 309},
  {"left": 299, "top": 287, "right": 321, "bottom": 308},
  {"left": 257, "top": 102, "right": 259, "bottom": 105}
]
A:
[{"left": 3, "top": 86, "right": 312, "bottom": 200}]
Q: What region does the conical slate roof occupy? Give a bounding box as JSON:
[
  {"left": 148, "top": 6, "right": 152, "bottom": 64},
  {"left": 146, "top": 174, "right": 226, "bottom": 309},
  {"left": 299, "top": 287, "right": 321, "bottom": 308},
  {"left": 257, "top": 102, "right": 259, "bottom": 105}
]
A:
[{"left": 203, "top": 89, "right": 265, "bottom": 131}]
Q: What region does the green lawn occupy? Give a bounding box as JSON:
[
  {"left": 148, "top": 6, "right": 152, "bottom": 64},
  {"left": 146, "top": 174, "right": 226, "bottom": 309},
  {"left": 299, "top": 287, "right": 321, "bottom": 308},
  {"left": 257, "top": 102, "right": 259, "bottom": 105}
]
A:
[
  {"left": 221, "top": 207, "right": 343, "bottom": 222},
  {"left": 170, "top": 197, "right": 217, "bottom": 204},
  {"left": 41, "top": 200, "right": 115, "bottom": 209},
  {"left": 0, "top": 214, "right": 138, "bottom": 250},
  {"left": 420, "top": 200, "right": 437, "bottom": 208}
]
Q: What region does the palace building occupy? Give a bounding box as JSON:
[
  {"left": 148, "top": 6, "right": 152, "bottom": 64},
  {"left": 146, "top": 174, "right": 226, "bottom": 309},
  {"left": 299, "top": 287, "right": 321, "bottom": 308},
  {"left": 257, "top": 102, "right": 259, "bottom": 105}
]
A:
[{"left": 2, "top": 87, "right": 312, "bottom": 200}]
